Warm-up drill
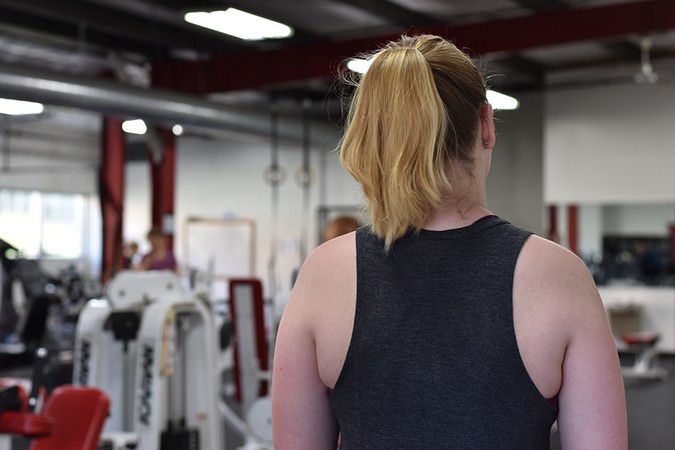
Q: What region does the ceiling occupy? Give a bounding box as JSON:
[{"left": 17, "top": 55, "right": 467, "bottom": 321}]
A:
[{"left": 1, "top": 0, "right": 675, "bottom": 135}]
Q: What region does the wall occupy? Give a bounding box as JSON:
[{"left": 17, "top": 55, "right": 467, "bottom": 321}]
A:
[
  {"left": 544, "top": 82, "right": 675, "bottom": 204},
  {"left": 176, "top": 134, "right": 355, "bottom": 297},
  {"left": 488, "top": 91, "right": 545, "bottom": 235},
  {"left": 124, "top": 130, "right": 358, "bottom": 298}
]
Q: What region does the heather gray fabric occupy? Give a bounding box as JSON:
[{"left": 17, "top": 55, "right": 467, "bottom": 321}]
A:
[{"left": 330, "top": 216, "right": 558, "bottom": 449}]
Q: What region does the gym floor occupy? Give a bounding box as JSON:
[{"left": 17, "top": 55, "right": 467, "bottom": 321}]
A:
[{"left": 2, "top": 353, "right": 674, "bottom": 449}]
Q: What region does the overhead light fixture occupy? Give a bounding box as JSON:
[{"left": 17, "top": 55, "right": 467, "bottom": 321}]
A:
[
  {"left": 184, "top": 8, "right": 293, "bottom": 40},
  {"left": 122, "top": 119, "right": 147, "bottom": 135},
  {"left": 0, "top": 98, "right": 44, "bottom": 115},
  {"left": 172, "top": 124, "right": 184, "bottom": 136},
  {"left": 347, "top": 58, "right": 519, "bottom": 111},
  {"left": 486, "top": 90, "right": 519, "bottom": 110},
  {"left": 347, "top": 58, "right": 373, "bottom": 74}
]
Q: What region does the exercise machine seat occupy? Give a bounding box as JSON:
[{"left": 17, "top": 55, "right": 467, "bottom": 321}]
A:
[
  {"left": 620, "top": 331, "right": 667, "bottom": 380},
  {"left": 0, "top": 379, "right": 29, "bottom": 412},
  {"left": 622, "top": 331, "right": 659, "bottom": 347},
  {"left": 0, "top": 380, "right": 52, "bottom": 439},
  {"left": 0, "top": 411, "right": 53, "bottom": 437},
  {"left": 30, "top": 386, "right": 110, "bottom": 450}
]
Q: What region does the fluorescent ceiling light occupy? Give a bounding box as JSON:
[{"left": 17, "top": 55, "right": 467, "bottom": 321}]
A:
[
  {"left": 347, "top": 58, "right": 373, "bottom": 74},
  {"left": 347, "top": 59, "right": 519, "bottom": 111},
  {"left": 486, "top": 90, "right": 519, "bottom": 110},
  {"left": 172, "top": 124, "right": 184, "bottom": 136},
  {"left": 0, "top": 98, "right": 44, "bottom": 115},
  {"left": 185, "top": 8, "right": 293, "bottom": 40},
  {"left": 122, "top": 119, "right": 147, "bottom": 135}
]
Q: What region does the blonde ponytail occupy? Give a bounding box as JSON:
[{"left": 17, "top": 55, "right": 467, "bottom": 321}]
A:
[{"left": 339, "top": 35, "right": 486, "bottom": 250}]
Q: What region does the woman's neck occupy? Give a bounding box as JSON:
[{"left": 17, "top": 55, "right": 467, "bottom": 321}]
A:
[
  {"left": 423, "top": 176, "right": 491, "bottom": 230},
  {"left": 424, "top": 201, "right": 492, "bottom": 230}
]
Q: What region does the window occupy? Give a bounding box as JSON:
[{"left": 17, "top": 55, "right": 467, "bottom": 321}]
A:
[{"left": 0, "top": 189, "right": 86, "bottom": 259}]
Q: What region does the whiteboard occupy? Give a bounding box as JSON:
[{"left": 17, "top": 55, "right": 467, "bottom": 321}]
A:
[{"left": 184, "top": 217, "right": 255, "bottom": 280}]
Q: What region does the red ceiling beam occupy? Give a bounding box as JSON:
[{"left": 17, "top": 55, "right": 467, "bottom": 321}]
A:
[{"left": 152, "top": 0, "right": 675, "bottom": 94}]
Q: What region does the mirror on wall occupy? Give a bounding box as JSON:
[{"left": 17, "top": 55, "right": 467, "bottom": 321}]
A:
[{"left": 575, "top": 203, "right": 674, "bottom": 286}]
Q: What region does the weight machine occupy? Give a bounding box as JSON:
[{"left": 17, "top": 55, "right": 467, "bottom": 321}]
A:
[
  {"left": 222, "top": 279, "right": 273, "bottom": 449},
  {"left": 73, "top": 270, "right": 222, "bottom": 450}
]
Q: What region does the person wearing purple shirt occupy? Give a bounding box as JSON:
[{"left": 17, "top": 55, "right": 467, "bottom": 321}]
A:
[{"left": 137, "top": 228, "right": 178, "bottom": 272}]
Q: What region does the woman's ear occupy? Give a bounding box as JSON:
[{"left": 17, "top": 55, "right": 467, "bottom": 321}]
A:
[{"left": 481, "top": 102, "right": 496, "bottom": 149}]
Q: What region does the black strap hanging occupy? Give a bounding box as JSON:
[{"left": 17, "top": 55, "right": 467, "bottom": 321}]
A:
[
  {"left": 266, "top": 94, "right": 281, "bottom": 296},
  {"left": 298, "top": 95, "right": 312, "bottom": 262}
]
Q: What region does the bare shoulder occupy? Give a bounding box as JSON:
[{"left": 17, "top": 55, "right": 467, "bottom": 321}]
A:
[
  {"left": 518, "top": 234, "right": 594, "bottom": 286},
  {"left": 275, "top": 229, "right": 357, "bottom": 355},
  {"left": 296, "top": 231, "right": 357, "bottom": 285},
  {"left": 514, "top": 234, "right": 610, "bottom": 359},
  {"left": 517, "top": 234, "right": 602, "bottom": 318},
  {"left": 285, "top": 231, "right": 357, "bottom": 319}
]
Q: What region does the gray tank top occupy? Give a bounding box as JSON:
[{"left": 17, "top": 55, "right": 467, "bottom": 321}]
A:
[{"left": 329, "top": 216, "right": 558, "bottom": 449}]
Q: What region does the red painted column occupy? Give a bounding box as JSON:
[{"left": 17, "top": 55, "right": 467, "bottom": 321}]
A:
[
  {"left": 567, "top": 205, "right": 579, "bottom": 255},
  {"left": 149, "top": 128, "right": 176, "bottom": 248},
  {"left": 547, "top": 205, "right": 559, "bottom": 243},
  {"left": 100, "top": 117, "right": 125, "bottom": 284}
]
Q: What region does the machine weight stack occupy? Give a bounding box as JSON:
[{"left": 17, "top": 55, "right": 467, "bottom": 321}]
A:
[{"left": 160, "top": 314, "right": 199, "bottom": 450}]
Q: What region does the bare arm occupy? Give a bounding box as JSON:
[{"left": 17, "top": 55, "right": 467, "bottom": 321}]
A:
[
  {"left": 522, "top": 237, "right": 627, "bottom": 449},
  {"left": 557, "top": 263, "right": 627, "bottom": 449},
  {"left": 272, "top": 247, "right": 339, "bottom": 449}
]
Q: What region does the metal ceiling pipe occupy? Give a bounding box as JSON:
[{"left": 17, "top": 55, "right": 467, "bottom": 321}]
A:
[
  {"left": 0, "top": 62, "right": 339, "bottom": 145},
  {"left": 80, "top": 0, "right": 194, "bottom": 29}
]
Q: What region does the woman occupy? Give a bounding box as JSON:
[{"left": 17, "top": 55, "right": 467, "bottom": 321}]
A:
[
  {"left": 272, "top": 34, "right": 626, "bottom": 449},
  {"left": 136, "top": 228, "right": 178, "bottom": 272}
]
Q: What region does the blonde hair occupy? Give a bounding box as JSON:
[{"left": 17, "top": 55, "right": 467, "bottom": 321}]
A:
[{"left": 339, "top": 34, "right": 487, "bottom": 249}]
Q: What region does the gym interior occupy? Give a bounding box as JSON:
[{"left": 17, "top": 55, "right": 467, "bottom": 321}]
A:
[{"left": 0, "top": 0, "right": 674, "bottom": 449}]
